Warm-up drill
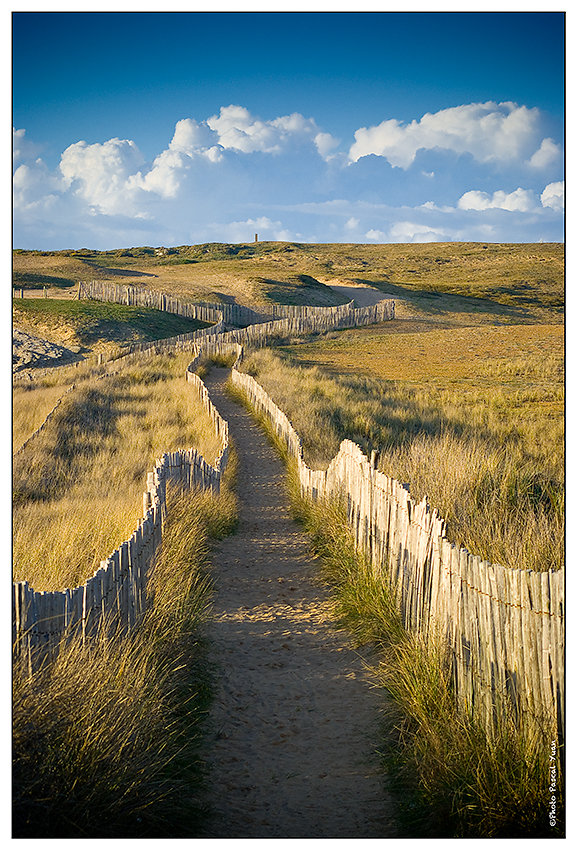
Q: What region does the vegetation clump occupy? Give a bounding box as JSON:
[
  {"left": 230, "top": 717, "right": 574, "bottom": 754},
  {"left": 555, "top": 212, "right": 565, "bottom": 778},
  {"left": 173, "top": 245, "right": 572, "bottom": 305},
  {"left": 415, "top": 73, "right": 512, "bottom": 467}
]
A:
[
  {"left": 13, "top": 352, "right": 223, "bottom": 590},
  {"left": 13, "top": 483, "right": 238, "bottom": 838},
  {"left": 12, "top": 346, "right": 238, "bottom": 837},
  {"left": 288, "top": 487, "right": 562, "bottom": 838},
  {"left": 240, "top": 344, "right": 563, "bottom": 572}
]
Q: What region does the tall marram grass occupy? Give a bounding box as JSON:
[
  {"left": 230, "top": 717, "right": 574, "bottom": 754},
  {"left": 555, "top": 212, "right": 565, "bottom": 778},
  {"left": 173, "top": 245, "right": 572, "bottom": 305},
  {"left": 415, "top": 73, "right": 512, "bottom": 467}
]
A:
[
  {"left": 230, "top": 370, "right": 562, "bottom": 837},
  {"left": 241, "top": 348, "right": 563, "bottom": 572},
  {"left": 13, "top": 481, "right": 238, "bottom": 839},
  {"left": 13, "top": 351, "right": 223, "bottom": 591},
  {"left": 13, "top": 344, "right": 238, "bottom": 837},
  {"left": 289, "top": 481, "right": 562, "bottom": 838}
]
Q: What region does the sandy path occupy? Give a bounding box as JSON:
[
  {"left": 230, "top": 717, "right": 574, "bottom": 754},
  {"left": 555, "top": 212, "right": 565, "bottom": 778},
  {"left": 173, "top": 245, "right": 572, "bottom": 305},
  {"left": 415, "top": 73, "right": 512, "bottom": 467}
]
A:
[
  {"left": 326, "top": 282, "right": 387, "bottom": 307},
  {"left": 197, "top": 368, "right": 397, "bottom": 838}
]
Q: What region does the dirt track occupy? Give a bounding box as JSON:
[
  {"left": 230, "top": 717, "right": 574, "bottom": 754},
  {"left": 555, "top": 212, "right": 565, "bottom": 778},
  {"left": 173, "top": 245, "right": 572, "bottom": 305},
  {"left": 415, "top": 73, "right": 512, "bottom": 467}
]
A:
[
  {"left": 326, "top": 281, "right": 387, "bottom": 307},
  {"left": 197, "top": 368, "right": 398, "bottom": 838}
]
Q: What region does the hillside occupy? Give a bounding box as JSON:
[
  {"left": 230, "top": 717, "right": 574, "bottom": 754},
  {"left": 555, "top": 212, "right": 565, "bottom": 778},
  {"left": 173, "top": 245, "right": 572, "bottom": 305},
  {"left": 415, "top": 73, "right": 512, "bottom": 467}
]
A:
[
  {"left": 13, "top": 242, "right": 564, "bottom": 319},
  {"left": 13, "top": 240, "right": 565, "bottom": 839},
  {"left": 12, "top": 298, "right": 210, "bottom": 367}
]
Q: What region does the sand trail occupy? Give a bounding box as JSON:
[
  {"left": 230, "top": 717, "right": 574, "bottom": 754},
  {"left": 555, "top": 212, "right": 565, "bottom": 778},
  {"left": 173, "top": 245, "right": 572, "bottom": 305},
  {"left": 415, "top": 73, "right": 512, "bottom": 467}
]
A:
[{"left": 197, "top": 368, "right": 397, "bottom": 838}]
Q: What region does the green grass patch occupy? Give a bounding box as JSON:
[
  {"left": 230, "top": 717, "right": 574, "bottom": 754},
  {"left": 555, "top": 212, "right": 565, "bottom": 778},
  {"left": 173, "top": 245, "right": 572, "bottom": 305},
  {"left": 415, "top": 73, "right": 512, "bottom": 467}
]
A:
[{"left": 13, "top": 298, "right": 210, "bottom": 347}]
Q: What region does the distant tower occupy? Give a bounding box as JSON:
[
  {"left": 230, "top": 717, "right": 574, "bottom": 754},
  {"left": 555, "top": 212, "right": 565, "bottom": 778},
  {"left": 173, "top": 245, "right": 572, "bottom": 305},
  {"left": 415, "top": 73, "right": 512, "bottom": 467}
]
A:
[{"left": 255, "top": 233, "right": 258, "bottom": 243}]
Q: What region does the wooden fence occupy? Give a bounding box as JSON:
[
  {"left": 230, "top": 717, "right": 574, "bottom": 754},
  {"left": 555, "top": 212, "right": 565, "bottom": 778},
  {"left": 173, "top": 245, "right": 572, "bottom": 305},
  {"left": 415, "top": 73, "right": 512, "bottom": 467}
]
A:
[
  {"left": 78, "top": 279, "right": 394, "bottom": 327},
  {"left": 14, "top": 280, "right": 562, "bottom": 743},
  {"left": 231, "top": 364, "right": 564, "bottom": 740},
  {"left": 15, "top": 283, "right": 393, "bottom": 384},
  {"left": 12, "top": 359, "right": 230, "bottom": 674},
  {"left": 13, "top": 293, "right": 394, "bottom": 672}
]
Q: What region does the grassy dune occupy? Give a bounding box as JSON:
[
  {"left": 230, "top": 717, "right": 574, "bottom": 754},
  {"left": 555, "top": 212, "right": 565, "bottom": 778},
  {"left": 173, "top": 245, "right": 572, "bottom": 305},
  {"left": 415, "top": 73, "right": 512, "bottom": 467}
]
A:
[
  {"left": 13, "top": 351, "right": 223, "bottom": 591},
  {"left": 240, "top": 318, "right": 563, "bottom": 572},
  {"left": 13, "top": 297, "right": 209, "bottom": 356},
  {"left": 13, "top": 242, "right": 563, "bottom": 313},
  {"left": 231, "top": 243, "right": 564, "bottom": 574},
  {"left": 13, "top": 482, "right": 238, "bottom": 838},
  {"left": 13, "top": 244, "right": 350, "bottom": 306},
  {"left": 12, "top": 325, "right": 237, "bottom": 837}
]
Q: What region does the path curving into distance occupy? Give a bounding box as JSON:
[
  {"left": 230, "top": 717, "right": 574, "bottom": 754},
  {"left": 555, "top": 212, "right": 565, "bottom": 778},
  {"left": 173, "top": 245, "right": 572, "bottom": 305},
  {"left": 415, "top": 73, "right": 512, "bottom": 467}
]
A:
[
  {"left": 197, "top": 368, "right": 398, "bottom": 839},
  {"left": 326, "top": 282, "right": 387, "bottom": 307}
]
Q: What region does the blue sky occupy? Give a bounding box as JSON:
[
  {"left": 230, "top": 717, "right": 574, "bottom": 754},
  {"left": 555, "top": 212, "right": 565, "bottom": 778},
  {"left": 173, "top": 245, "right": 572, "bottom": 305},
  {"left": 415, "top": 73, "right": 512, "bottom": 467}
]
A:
[{"left": 12, "top": 9, "right": 565, "bottom": 249}]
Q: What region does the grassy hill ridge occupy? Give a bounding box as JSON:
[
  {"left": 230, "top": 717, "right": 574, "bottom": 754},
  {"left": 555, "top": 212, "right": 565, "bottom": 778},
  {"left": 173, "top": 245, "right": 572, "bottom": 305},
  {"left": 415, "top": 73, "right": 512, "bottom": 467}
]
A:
[
  {"left": 13, "top": 241, "right": 564, "bottom": 317},
  {"left": 13, "top": 298, "right": 209, "bottom": 356}
]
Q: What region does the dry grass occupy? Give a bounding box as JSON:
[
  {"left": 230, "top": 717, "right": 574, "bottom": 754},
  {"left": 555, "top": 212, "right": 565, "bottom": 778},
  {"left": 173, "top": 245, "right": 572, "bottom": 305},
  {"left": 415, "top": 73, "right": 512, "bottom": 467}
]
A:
[
  {"left": 13, "top": 359, "right": 113, "bottom": 450},
  {"left": 289, "top": 488, "right": 561, "bottom": 837},
  {"left": 288, "top": 321, "right": 564, "bottom": 382},
  {"left": 12, "top": 338, "right": 239, "bottom": 836},
  {"left": 240, "top": 340, "right": 563, "bottom": 571},
  {"left": 14, "top": 242, "right": 563, "bottom": 317},
  {"left": 13, "top": 382, "right": 73, "bottom": 452},
  {"left": 12, "top": 482, "right": 238, "bottom": 838},
  {"left": 13, "top": 351, "right": 223, "bottom": 591}
]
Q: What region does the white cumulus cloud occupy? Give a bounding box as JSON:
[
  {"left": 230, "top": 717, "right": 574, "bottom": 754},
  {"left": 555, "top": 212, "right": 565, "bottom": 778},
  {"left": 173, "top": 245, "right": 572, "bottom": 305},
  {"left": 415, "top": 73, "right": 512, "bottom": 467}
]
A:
[
  {"left": 206, "top": 104, "right": 324, "bottom": 156},
  {"left": 349, "top": 101, "right": 545, "bottom": 169},
  {"left": 528, "top": 137, "right": 562, "bottom": 169},
  {"left": 169, "top": 117, "right": 219, "bottom": 154},
  {"left": 13, "top": 159, "right": 64, "bottom": 211},
  {"left": 458, "top": 187, "right": 537, "bottom": 212},
  {"left": 59, "top": 137, "right": 145, "bottom": 215},
  {"left": 365, "top": 228, "right": 387, "bottom": 241},
  {"left": 540, "top": 181, "right": 564, "bottom": 211},
  {"left": 366, "top": 221, "right": 446, "bottom": 243},
  {"left": 389, "top": 221, "right": 447, "bottom": 243},
  {"left": 129, "top": 148, "right": 189, "bottom": 199},
  {"left": 314, "top": 131, "right": 341, "bottom": 159}
]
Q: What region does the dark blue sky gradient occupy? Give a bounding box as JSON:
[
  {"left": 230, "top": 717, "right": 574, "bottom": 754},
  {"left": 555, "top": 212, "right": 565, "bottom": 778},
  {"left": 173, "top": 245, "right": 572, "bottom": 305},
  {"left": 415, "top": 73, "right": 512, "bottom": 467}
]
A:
[{"left": 13, "top": 11, "right": 565, "bottom": 163}]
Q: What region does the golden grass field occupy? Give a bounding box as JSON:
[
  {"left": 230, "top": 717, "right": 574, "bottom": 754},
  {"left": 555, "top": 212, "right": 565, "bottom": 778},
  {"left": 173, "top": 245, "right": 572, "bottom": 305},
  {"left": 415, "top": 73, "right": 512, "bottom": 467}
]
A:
[
  {"left": 13, "top": 352, "right": 223, "bottom": 591},
  {"left": 288, "top": 319, "right": 563, "bottom": 383},
  {"left": 12, "top": 240, "right": 564, "bottom": 580},
  {"left": 12, "top": 241, "right": 565, "bottom": 838}
]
